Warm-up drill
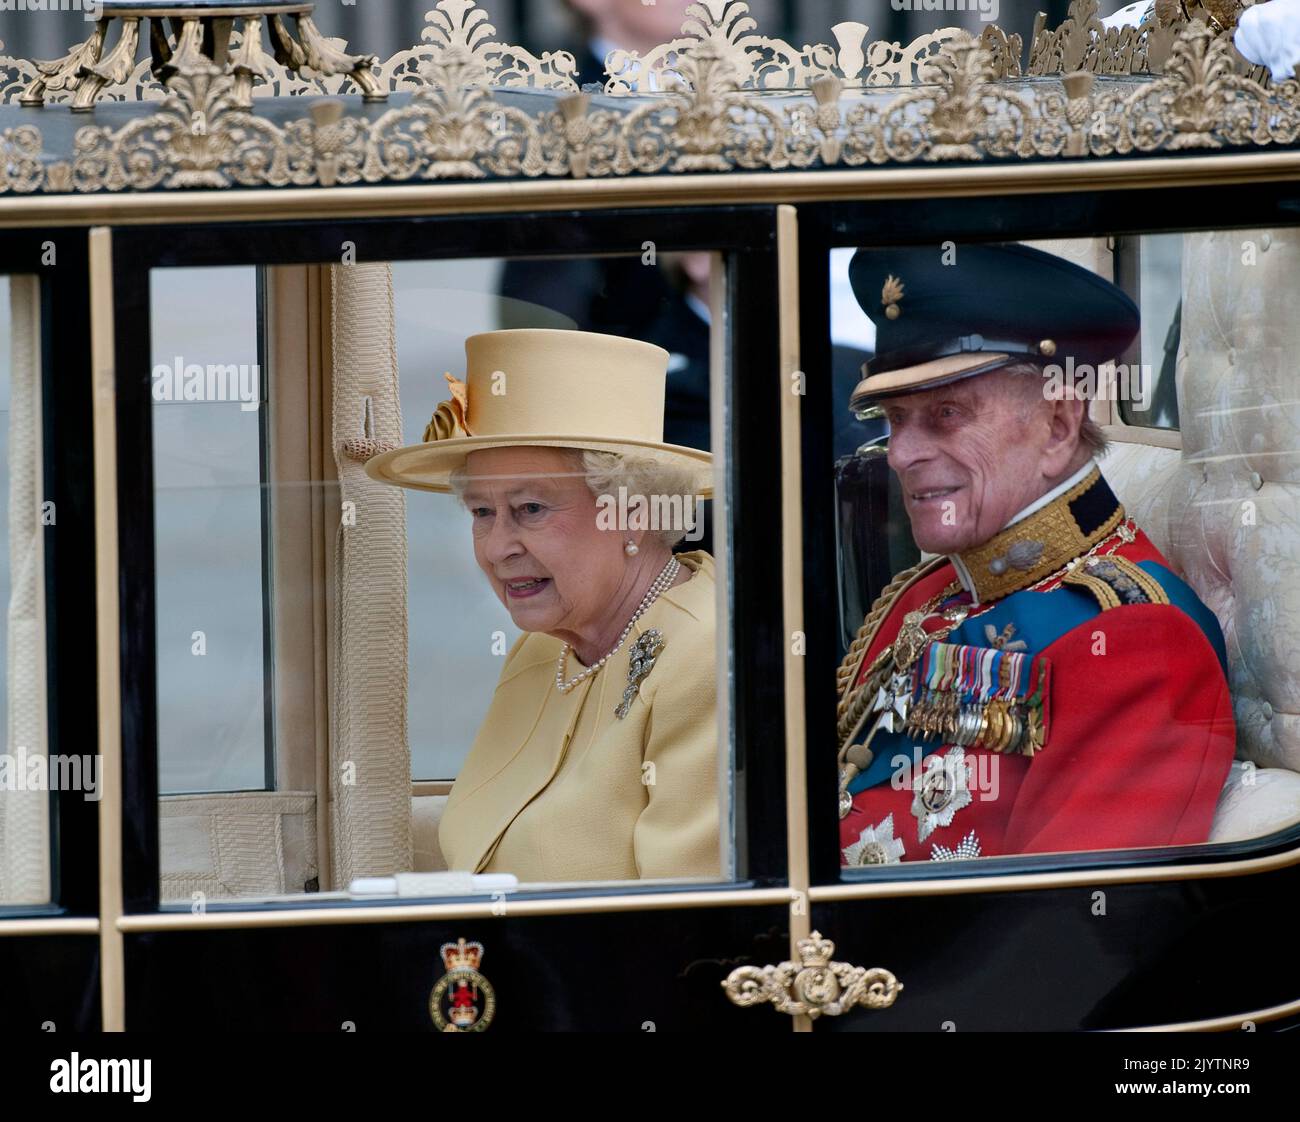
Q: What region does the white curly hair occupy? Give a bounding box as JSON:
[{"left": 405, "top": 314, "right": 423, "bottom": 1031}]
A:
[
  {"left": 449, "top": 447, "right": 704, "bottom": 548},
  {"left": 999, "top": 360, "right": 1110, "bottom": 459}
]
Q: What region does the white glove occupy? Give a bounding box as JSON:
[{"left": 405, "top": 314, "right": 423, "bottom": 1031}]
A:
[
  {"left": 1235, "top": 0, "right": 1300, "bottom": 80},
  {"left": 1101, "top": 0, "right": 1156, "bottom": 30}
]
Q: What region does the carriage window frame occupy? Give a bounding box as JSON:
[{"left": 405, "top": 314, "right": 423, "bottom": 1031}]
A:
[
  {"left": 793, "top": 185, "right": 1300, "bottom": 890},
  {"left": 102, "top": 207, "right": 790, "bottom": 916},
  {"left": 0, "top": 228, "right": 100, "bottom": 922}
]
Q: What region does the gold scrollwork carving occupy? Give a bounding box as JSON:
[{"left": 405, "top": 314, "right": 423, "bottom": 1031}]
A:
[
  {"left": 0, "top": 6, "right": 1297, "bottom": 195},
  {"left": 772, "top": 33, "right": 1047, "bottom": 169},
  {"left": 721, "top": 931, "right": 903, "bottom": 1019},
  {"left": 379, "top": 0, "right": 579, "bottom": 93},
  {"left": 602, "top": 2, "right": 1022, "bottom": 94},
  {"left": 1087, "top": 19, "right": 1300, "bottom": 153},
  {"left": 0, "top": 123, "right": 44, "bottom": 194},
  {"left": 364, "top": 46, "right": 548, "bottom": 181},
  {"left": 0, "top": 0, "right": 1015, "bottom": 106},
  {"left": 0, "top": 38, "right": 38, "bottom": 105},
  {"left": 16, "top": 20, "right": 112, "bottom": 107},
  {"left": 1029, "top": 0, "right": 1112, "bottom": 75},
  {"left": 1027, "top": 0, "right": 1265, "bottom": 80},
  {"left": 1, "top": 0, "right": 577, "bottom": 108},
  {"left": 603, "top": 0, "right": 835, "bottom": 93},
  {"left": 15, "top": 6, "right": 385, "bottom": 109},
  {"left": 70, "top": 62, "right": 291, "bottom": 190}
]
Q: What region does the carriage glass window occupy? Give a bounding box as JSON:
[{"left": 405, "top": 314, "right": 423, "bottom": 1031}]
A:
[
  {"left": 0, "top": 275, "right": 52, "bottom": 908},
  {"left": 152, "top": 251, "right": 734, "bottom": 904},
  {"left": 153, "top": 267, "right": 267, "bottom": 796},
  {"left": 1113, "top": 233, "right": 1182, "bottom": 430},
  {"left": 829, "top": 231, "right": 1300, "bottom": 876}
]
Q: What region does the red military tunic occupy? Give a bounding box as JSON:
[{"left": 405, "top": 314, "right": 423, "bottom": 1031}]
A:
[{"left": 837, "top": 471, "right": 1235, "bottom": 866}]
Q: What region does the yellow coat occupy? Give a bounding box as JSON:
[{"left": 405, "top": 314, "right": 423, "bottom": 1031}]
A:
[{"left": 439, "top": 552, "right": 720, "bottom": 883}]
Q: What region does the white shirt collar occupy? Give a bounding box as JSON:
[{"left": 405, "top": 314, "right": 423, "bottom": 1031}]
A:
[{"left": 948, "top": 458, "right": 1097, "bottom": 603}]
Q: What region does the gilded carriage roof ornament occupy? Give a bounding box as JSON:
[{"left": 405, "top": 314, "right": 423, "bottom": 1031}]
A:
[
  {"left": 1027, "top": 0, "right": 1267, "bottom": 80},
  {"left": 17, "top": 1, "right": 386, "bottom": 111},
  {"left": 598, "top": 0, "right": 1021, "bottom": 92},
  {"left": 0, "top": 0, "right": 1297, "bottom": 195}
]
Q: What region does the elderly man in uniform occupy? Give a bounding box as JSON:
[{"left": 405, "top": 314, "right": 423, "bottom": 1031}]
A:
[{"left": 836, "top": 244, "right": 1236, "bottom": 866}]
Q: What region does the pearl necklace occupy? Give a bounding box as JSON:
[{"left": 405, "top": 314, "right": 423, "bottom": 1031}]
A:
[{"left": 555, "top": 557, "right": 681, "bottom": 693}]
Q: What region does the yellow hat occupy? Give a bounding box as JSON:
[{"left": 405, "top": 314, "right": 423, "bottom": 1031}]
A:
[{"left": 364, "top": 329, "right": 713, "bottom": 496}]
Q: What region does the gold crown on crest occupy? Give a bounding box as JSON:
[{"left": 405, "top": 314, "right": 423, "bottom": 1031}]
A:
[{"left": 441, "top": 938, "right": 484, "bottom": 972}]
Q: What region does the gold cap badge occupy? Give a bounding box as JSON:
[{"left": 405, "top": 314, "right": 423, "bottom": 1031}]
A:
[{"left": 881, "top": 275, "right": 904, "bottom": 320}]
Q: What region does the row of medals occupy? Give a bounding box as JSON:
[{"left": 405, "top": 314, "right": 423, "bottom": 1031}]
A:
[
  {"left": 904, "top": 689, "right": 1044, "bottom": 755},
  {"left": 838, "top": 592, "right": 1042, "bottom": 819},
  {"left": 839, "top": 520, "right": 1138, "bottom": 819}
]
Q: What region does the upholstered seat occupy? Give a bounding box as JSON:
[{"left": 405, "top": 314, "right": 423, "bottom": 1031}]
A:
[
  {"left": 1102, "top": 227, "right": 1300, "bottom": 843},
  {"left": 412, "top": 794, "right": 449, "bottom": 872}
]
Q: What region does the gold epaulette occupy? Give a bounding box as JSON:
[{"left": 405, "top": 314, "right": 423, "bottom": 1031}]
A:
[
  {"left": 1060, "top": 554, "right": 1170, "bottom": 611},
  {"left": 835, "top": 556, "right": 949, "bottom": 730}
]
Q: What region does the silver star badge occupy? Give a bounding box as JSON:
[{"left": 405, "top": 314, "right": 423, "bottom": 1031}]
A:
[
  {"left": 931, "top": 829, "right": 983, "bottom": 861},
  {"left": 875, "top": 673, "right": 912, "bottom": 732},
  {"left": 911, "top": 747, "right": 974, "bottom": 843},
  {"left": 842, "top": 813, "right": 906, "bottom": 867}
]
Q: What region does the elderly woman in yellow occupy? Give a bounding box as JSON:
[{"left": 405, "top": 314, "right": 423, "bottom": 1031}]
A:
[{"left": 366, "top": 328, "right": 720, "bottom": 883}]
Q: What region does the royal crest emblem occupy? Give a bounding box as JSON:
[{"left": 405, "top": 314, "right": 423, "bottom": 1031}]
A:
[{"left": 429, "top": 938, "right": 497, "bottom": 1032}]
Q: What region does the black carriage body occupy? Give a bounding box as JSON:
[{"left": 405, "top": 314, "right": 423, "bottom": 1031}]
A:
[
  {"left": 3, "top": 176, "right": 1299, "bottom": 1032},
  {"left": 2, "top": 1, "right": 1300, "bottom": 1036}
]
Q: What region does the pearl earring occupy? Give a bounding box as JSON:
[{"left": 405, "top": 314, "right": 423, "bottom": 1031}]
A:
[{"left": 624, "top": 540, "right": 639, "bottom": 556}]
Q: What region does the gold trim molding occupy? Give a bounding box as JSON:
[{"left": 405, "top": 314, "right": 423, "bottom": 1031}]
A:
[
  {"left": 814, "top": 833, "right": 1300, "bottom": 903},
  {"left": 114, "top": 886, "right": 794, "bottom": 931},
  {"left": 0, "top": 916, "right": 100, "bottom": 937},
  {"left": 3, "top": 150, "right": 1300, "bottom": 230},
  {"left": 0, "top": 1, "right": 1296, "bottom": 196},
  {"left": 1119, "top": 995, "right": 1300, "bottom": 1032}
]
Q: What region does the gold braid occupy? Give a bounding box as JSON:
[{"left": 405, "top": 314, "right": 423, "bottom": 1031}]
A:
[{"left": 834, "top": 518, "right": 1140, "bottom": 746}]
